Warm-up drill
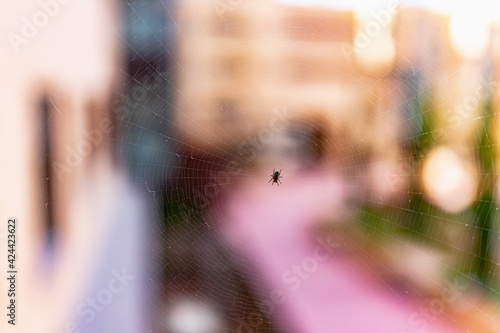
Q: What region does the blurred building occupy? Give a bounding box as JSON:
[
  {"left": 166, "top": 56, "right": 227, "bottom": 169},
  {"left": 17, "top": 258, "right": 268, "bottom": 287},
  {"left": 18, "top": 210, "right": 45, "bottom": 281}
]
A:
[
  {"left": 0, "top": 1, "right": 150, "bottom": 332},
  {"left": 175, "top": 0, "right": 400, "bottom": 160},
  {"left": 174, "top": 0, "right": 412, "bottom": 205}
]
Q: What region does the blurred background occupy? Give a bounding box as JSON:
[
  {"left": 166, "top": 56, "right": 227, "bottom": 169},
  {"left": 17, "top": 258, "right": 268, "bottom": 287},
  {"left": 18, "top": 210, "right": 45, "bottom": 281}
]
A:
[{"left": 2, "top": 0, "right": 500, "bottom": 332}]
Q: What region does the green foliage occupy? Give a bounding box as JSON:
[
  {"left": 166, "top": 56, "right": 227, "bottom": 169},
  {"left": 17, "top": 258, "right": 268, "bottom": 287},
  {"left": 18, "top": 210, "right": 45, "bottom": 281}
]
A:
[{"left": 410, "top": 93, "right": 438, "bottom": 160}]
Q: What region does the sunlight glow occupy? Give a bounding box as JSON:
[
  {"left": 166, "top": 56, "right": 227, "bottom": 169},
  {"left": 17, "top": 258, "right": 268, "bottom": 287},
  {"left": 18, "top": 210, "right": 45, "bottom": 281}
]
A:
[
  {"left": 422, "top": 146, "right": 477, "bottom": 213},
  {"left": 449, "top": 2, "right": 491, "bottom": 59},
  {"left": 353, "top": 3, "right": 396, "bottom": 68},
  {"left": 167, "top": 300, "right": 222, "bottom": 333}
]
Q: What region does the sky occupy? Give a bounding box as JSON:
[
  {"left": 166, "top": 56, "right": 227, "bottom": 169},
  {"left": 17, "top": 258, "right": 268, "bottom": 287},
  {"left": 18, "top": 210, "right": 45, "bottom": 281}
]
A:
[{"left": 273, "top": 0, "right": 500, "bottom": 20}]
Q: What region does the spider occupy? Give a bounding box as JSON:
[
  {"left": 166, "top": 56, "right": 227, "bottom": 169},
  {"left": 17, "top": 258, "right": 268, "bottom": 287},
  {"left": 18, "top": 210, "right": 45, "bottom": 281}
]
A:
[{"left": 269, "top": 169, "right": 283, "bottom": 186}]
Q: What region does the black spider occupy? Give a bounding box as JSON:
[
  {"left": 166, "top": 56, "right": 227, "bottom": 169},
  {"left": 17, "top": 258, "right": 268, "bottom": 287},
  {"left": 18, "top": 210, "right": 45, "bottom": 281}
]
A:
[{"left": 269, "top": 169, "right": 282, "bottom": 186}]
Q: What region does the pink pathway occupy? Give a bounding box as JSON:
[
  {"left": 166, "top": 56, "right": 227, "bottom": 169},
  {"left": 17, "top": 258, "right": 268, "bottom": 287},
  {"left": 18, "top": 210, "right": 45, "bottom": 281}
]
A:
[{"left": 217, "top": 171, "right": 461, "bottom": 333}]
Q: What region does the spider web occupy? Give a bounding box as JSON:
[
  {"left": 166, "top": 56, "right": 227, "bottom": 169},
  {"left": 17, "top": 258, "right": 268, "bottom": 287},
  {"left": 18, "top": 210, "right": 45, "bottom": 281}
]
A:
[{"left": 112, "top": 0, "right": 500, "bottom": 332}]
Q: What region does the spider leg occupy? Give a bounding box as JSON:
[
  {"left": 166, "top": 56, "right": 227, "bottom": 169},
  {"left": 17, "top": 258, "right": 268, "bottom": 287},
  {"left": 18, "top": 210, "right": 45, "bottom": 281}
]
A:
[
  {"left": 273, "top": 168, "right": 275, "bottom": 173},
  {"left": 269, "top": 178, "right": 272, "bottom": 183},
  {"left": 279, "top": 169, "right": 281, "bottom": 174},
  {"left": 278, "top": 179, "right": 282, "bottom": 185}
]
